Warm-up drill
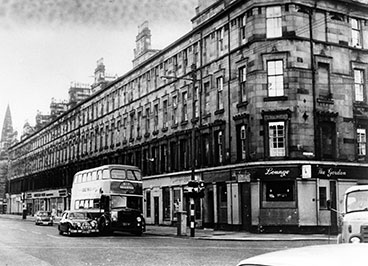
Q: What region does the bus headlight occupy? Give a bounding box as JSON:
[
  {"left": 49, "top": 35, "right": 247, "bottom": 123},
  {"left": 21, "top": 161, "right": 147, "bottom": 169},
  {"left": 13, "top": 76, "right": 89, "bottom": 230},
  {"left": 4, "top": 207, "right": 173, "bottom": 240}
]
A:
[
  {"left": 111, "top": 211, "right": 118, "bottom": 222},
  {"left": 136, "top": 216, "right": 142, "bottom": 222},
  {"left": 350, "top": 236, "right": 361, "bottom": 243}
]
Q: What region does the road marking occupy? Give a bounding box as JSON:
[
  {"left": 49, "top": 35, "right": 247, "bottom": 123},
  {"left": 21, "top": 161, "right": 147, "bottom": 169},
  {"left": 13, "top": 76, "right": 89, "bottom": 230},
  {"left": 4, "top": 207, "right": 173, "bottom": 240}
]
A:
[{"left": 31, "top": 231, "right": 42, "bottom": 235}]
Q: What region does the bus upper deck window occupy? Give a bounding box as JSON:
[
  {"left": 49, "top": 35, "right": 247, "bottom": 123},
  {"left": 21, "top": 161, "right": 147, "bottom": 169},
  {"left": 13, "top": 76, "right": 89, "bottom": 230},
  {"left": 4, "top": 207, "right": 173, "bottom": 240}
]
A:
[
  {"left": 127, "top": 170, "right": 142, "bottom": 181},
  {"left": 87, "top": 173, "right": 92, "bottom": 182},
  {"left": 82, "top": 174, "right": 87, "bottom": 183},
  {"left": 92, "top": 171, "right": 97, "bottom": 181},
  {"left": 76, "top": 175, "right": 81, "bottom": 183},
  {"left": 102, "top": 169, "right": 109, "bottom": 179},
  {"left": 111, "top": 169, "right": 126, "bottom": 179},
  {"left": 97, "top": 170, "right": 102, "bottom": 180}
]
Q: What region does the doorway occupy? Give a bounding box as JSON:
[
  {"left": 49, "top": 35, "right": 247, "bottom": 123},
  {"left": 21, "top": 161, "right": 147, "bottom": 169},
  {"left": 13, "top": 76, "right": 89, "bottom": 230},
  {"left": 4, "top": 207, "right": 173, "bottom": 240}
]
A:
[{"left": 154, "top": 197, "right": 159, "bottom": 225}]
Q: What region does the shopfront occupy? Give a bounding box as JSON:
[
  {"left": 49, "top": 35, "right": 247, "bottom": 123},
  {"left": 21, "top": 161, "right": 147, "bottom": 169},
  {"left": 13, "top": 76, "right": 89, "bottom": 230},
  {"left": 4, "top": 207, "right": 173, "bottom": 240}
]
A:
[{"left": 25, "top": 188, "right": 69, "bottom": 216}]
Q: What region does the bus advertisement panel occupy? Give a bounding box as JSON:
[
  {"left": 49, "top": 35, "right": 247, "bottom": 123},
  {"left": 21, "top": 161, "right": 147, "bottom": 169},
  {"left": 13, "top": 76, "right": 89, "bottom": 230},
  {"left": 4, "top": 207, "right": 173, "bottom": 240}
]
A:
[{"left": 70, "top": 164, "right": 145, "bottom": 235}]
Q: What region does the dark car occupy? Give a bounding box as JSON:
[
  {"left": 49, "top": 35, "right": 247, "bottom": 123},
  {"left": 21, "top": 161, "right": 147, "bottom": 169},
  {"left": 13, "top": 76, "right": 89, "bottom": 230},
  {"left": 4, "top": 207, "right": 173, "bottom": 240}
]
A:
[
  {"left": 34, "top": 211, "right": 53, "bottom": 226},
  {"left": 58, "top": 210, "right": 99, "bottom": 236}
]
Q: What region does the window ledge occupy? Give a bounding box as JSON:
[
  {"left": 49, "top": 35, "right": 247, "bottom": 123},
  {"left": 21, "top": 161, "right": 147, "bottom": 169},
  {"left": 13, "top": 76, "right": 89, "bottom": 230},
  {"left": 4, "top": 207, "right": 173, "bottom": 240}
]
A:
[
  {"left": 181, "top": 120, "right": 189, "bottom": 126},
  {"left": 264, "top": 96, "right": 288, "bottom": 102},
  {"left": 144, "top": 132, "right": 150, "bottom": 138},
  {"left": 236, "top": 101, "right": 248, "bottom": 108},
  {"left": 152, "top": 130, "right": 159, "bottom": 136},
  {"left": 317, "top": 98, "right": 334, "bottom": 105},
  {"left": 161, "top": 127, "right": 168, "bottom": 133},
  {"left": 215, "top": 109, "right": 225, "bottom": 115}
]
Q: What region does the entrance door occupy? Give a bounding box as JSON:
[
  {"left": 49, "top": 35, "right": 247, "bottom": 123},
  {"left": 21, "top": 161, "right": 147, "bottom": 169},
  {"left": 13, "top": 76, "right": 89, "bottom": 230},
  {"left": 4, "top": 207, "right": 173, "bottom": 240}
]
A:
[
  {"left": 154, "top": 197, "right": 159, "bottom": 225},
  {"left": 240, "top": 183, "right": 251, "bottom": 231},
  {"left": 217, "top": 183, "right": 227, "bottom": 225}
]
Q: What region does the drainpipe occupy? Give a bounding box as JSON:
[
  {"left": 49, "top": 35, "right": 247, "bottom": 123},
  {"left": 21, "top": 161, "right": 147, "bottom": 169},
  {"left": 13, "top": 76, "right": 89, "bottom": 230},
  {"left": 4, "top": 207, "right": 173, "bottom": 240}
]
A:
[
  {"left": 309, "top": 4, "right": 317, "bottom": 159},
  {"left": 227, "top": 13, "right": 232, "bottom": 164}
]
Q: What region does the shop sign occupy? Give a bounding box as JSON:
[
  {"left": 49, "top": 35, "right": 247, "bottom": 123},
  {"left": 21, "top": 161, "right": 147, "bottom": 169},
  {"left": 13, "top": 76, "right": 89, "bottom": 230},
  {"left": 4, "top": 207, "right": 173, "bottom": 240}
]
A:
[
  {"left": 264, "top": 167, "right": 291, "bottom": 178},
  {"left": 316, "top": 167, "right": 347, "bottom": 178}
]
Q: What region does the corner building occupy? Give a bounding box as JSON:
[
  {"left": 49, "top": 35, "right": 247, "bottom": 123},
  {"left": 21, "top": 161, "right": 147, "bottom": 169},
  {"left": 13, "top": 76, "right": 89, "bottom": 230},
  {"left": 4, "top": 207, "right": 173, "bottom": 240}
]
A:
[{"left": 7, "top": 0, "right": 368, "bottom": 233}]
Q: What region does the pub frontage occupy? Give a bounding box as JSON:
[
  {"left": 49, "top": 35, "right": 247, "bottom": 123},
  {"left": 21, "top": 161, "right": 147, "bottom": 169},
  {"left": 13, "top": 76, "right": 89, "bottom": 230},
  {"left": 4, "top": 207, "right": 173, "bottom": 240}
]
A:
[{"left": 144, "top": 161, "right": 368, "bottom": 234}]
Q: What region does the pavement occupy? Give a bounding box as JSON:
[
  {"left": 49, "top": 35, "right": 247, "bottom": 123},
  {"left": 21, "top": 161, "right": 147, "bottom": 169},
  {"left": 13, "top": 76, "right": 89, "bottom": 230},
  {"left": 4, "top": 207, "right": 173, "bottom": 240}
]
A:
[{"left": 0, "top": 213, "right": 337, "bottom": 242}]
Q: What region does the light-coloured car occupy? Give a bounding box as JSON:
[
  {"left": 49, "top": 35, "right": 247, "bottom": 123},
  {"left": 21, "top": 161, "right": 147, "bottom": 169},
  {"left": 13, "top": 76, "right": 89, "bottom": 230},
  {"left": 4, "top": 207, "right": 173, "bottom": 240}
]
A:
[
  {"left": 58, "top": 210, "right": 99, "bottom": 236},
  {"left": 237, "top": 244, "right": 367, "bottom": 266},
  {"left": 34, "top": 211, "right": 53, "bottom": 226}
]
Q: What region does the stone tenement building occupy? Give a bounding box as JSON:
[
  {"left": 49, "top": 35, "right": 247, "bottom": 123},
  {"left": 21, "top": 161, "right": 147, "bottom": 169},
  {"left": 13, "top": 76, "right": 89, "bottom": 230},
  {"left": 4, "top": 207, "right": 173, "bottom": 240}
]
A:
[{"left": 7, "top": 0, "right": 368, "bottom": 233}]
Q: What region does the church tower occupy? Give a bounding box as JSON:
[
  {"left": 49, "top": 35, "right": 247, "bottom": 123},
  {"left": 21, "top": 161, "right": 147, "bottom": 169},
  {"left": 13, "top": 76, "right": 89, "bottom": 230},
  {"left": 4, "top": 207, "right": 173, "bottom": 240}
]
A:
[{"left": 0, "top": 105, "right": 16, "bottom": 158}]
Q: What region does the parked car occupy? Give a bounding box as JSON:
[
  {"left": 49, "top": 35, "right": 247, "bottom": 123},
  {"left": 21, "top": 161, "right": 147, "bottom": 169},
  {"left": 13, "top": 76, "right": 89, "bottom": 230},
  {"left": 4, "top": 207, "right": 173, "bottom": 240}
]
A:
[
  {"left": 58, "top": 210, "right": 99, "bottom": 236},
  {"left": 34, "top": 211, "right": 53, "bottom": 226},
  {"left": 236, "top": 243, "right": 367, "bottom": 266}
]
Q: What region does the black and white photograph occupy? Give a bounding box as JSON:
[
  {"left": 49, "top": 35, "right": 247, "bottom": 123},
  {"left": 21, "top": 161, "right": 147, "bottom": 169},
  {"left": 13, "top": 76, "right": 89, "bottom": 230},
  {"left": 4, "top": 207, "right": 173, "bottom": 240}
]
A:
[{"left": 0, "top": 0, "right": 368, "bottom": 265}]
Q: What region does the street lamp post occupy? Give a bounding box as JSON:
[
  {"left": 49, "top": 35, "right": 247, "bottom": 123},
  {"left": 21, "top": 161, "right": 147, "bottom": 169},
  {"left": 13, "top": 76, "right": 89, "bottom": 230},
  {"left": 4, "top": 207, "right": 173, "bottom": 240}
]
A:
[{"left": 161, "top": 63, "right": 198, "bottom": 237}]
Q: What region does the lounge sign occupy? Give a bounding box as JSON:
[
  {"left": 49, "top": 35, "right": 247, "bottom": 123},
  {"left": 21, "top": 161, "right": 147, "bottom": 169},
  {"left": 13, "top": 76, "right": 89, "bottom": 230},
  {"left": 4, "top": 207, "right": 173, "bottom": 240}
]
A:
[{"left": 260, "top": 167, "right": 300, "bottom": 178}]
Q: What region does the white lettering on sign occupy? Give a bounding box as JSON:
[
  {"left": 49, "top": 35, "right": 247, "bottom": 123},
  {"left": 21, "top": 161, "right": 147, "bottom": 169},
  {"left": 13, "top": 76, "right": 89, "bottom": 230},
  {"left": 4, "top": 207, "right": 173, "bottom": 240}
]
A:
[
  {"left": 265, "top": 168, "right": 290, "bottom": 177},
  {"left": 318, "top": 168, "right": 347, "bottom": 178}
]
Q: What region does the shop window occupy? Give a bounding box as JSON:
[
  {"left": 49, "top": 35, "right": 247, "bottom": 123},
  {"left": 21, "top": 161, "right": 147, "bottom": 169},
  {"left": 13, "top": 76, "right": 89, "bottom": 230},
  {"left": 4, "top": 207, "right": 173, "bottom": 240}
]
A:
[
  {"left": 266, "top": 6, "right": 282, "bottom": 38},
  {"left": 262, "top": 181, "right": 295, "bottom": 208},
  {"left": 172, "top": 189, "right": 181, "bottom": 218},
  {"left": 162, "top": 187, "right": 170, "bottom": 221},
  {"left": 354, "top": 69, "right": 365, "bottom": 102},
  {"left": 319, "top": 187, "right": 327, "bottom": 209},
  {"left": 267, "top": 60, "right": 284, "bottom": 97},
  {"left": 146, "top": 190, "right": 151, "bottom": 218}
]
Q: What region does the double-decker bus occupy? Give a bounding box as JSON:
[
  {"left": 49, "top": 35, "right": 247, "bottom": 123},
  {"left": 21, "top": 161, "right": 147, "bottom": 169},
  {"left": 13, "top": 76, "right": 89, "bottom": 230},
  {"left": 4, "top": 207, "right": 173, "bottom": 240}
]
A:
[{"left": 70, "top": 164, "right": 145, "bottom": 235}]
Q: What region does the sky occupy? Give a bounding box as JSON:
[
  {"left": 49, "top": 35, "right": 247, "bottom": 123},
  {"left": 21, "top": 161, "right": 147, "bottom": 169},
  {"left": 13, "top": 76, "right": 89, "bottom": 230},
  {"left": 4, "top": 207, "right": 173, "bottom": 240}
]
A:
[{"left": 0, "top": 0, "right": 197, "bottom": 137}]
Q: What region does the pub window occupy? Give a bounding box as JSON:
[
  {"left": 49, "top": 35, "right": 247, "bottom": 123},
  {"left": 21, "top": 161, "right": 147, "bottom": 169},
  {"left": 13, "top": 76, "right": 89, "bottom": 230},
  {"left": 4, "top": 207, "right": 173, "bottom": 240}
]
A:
[
  {"left": 357, "top": 128, "right": 367, "bottom": 157},
  {"left": 239, "top": 66, "right": 247, "bottom": 102},
  {"left": 266, "top": 6, "right": 282, "bottom": 38},
  {"left": 216, "top": 76, "right": 224, "bottom": 110},
  {"left": 262, "top": 180, "right": 296, "bottom": 208},
  {"left": 354, "top": 69, "right": 365, "bottom": 102},
  {"left": 268, "top": 121, "right": 286, "bottom": 157},
  {"left": 162, "top": 187, "right": 170, "bottom": 221},
  {"left": 351, "top": 18, "right": 362, "bottom": 48},
  {"left": 267, "top": 60, "right": 284, "bottom": 97}
]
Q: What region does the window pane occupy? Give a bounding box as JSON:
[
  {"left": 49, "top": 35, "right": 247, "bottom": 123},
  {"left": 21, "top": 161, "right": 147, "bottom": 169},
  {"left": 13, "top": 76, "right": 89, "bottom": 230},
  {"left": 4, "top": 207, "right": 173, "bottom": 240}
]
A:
[{"left": 265, "top": 181, "right": 294, "bottom": 202}]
